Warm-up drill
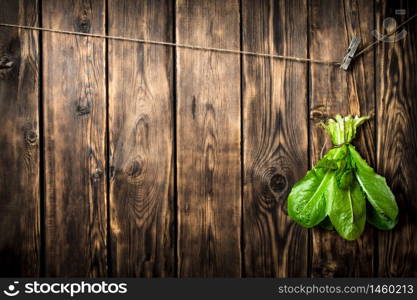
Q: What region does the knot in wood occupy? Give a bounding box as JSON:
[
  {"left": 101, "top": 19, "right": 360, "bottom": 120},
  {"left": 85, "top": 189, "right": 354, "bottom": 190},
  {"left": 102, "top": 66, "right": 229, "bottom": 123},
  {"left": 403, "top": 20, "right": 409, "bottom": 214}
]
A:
[
  {"left": 127, "top": 160, "right": 142, "bottom": 178},
  {"left": 76, "top": 103, "right": 91, "bottom": 116},
  {"left": 76, "top": 16, "right": 91, "bottom": 33},
  {"left": 269, "top": 173, "right": 287, "bottom": 193},
  {"left": 0, "top": 55, "right": 17, "bottom": 80},
  {"left": 25, "top": 130, "right": 38, "bottom": 145},
  {"left": 310, "top": 110, "right": 328, "bottom": 122},
  {"left": 0, "top": 56, "right": 14, "bottom": 70}
]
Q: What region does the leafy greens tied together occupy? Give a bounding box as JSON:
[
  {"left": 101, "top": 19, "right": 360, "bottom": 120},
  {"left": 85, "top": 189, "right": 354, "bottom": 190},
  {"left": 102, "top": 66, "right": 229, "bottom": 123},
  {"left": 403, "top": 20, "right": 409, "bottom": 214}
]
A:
[{"left": 287, "top": 115, "right": 398, "bottom": 240}]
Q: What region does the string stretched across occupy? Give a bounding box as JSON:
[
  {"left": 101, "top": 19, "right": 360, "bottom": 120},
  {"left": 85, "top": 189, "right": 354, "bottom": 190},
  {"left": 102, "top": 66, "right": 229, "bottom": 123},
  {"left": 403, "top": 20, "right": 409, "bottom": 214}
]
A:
[
  {"left": 0, "top": 12, "right": 416, "bottom": 67},
  {"left": 0, "top": 23, "right": 339, "bottom": 66}
]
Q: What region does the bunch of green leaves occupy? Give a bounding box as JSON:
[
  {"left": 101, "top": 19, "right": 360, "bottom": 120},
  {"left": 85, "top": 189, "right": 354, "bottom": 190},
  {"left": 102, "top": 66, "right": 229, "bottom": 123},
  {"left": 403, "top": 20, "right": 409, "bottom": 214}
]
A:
[{"left": 287, "top": 115, "right": 398, "bottom": 240}]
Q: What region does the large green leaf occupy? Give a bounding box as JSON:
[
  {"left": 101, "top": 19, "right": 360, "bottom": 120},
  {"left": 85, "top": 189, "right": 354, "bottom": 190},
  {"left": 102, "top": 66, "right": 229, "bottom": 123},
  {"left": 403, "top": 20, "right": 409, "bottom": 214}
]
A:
[
  {"left": 288, "top": 148, "right": 343, "bottom": 228},
  {"left": 327, "top": 175, "right": 366, "bottom": 240},
  {"left": 287, "top": 167, "right": 330, "bottom": 228},
  {"left": 366, "top": 201, "right": 398, "bottom": 230},
  {"left": 349, "top": 145, "right": 398, "bottom": 230}
]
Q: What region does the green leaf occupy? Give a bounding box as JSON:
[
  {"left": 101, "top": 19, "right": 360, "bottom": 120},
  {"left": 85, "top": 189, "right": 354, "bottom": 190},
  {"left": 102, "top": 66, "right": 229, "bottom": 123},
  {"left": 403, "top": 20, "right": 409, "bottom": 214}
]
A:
[
  {"left": 287, "top": 167, "right": 330, "bottom": 228},
  {"left": 338, "top": 168, "right": 354, "bottom": 190},
  {"left": 327, "top": 175, "right": 366, "bottom": 240},
  {"left": 349, "top": 145, "right": 398, "bottom": 230},
  {"left": 366, "top": 201, "right": 398, "bottom": 230},
  {"left": 322, "top": 115, "right": 370, "bottom": 145},
  {"left": 288, "top": 148, "right": 343, "bottom": 227}
]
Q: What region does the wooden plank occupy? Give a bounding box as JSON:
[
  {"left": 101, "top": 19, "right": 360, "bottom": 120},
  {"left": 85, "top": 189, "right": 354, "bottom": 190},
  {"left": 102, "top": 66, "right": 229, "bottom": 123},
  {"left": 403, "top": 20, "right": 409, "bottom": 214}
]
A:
[
  {"left": 241, "top": 0, "right": 308, "bottom": 277},
  {"left": 42, "top": 0, "right": 107, "bottom": 276},
  {"left": 309, "top": 0, "right": 375, "bottom": 277},
  {"left": 176, "top": 0, "right": 241, "bottom": 277},
  {"left": 376, "top": 0, "right": 417, "bottom": 276},
  {"left": 0, "top": 0, "right": 40, "bottom": 276},
  {"left": 108, "top": 0, "right": 175, "bottom": 277}
]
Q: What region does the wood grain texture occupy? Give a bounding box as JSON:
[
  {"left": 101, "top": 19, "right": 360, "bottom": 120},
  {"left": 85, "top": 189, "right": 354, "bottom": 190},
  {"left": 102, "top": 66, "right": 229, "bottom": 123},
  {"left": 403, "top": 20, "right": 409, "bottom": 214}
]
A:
[
  {"left": 1, "top": 0, "right": 417, "bottom": 278},
  {"left": 242, "top": 0, "right": 308, "bottom": 277},
  {"left": 309, "top": 0, "right": 375, "bottom": 277},
  {"left": 176, "top": 0, "right": 241, "bottom": 277},
  {"left": 42, "top": 0, "right": 107, "bottom": 276},
  {"left": 108, "top": 0, "right": 175, "bottom": 277},
  {"left": 0, "top": 0, "right": 40, "bottom": 276},
  {"left": 376, "top": 0, "right": 417, "bottom": 276}
]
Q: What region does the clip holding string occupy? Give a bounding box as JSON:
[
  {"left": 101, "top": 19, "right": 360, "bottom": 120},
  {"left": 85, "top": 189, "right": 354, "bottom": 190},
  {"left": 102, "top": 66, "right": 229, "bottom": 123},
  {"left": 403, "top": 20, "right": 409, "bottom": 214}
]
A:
[{"left": 340, "top": 36, "right": 361, "bottom": 71}]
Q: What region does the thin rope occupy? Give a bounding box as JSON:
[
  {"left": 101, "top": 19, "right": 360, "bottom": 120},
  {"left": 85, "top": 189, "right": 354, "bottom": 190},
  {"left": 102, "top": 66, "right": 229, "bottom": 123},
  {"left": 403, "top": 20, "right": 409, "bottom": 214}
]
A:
[
  {"left": 354, "top": 12, "right": 417, "bottom": 58},
  {"left": 0, "top": 22, "right": 340, "bottom": 66},
  {"left": 1, "top": 11, "right": 416, "bottom": 67}
]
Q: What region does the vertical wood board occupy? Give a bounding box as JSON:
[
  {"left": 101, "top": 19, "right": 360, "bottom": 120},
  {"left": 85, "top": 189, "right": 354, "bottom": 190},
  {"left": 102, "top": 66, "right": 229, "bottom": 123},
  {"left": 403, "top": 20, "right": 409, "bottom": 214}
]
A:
[
  {"left": 242, "top": 0, "right": 309, "bottom": 277},
  {"left": 42, "top": 0, "right": 107, "bottom": 276},
  {"left": 176, "top": 0, "right": 242, "bottom": 277},
  {"left": 376, "top": 0, "right": 417, "bottom": 277},
  {"left": 0, "top": 0, "right": 40, "bottom": 276},
  {"left": 108, "top": 0, "right": 175, "bottom": 277}
]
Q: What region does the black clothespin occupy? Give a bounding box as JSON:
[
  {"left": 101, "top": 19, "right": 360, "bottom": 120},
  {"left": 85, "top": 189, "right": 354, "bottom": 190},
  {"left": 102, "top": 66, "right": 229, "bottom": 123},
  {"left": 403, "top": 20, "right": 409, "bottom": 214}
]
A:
[{"left": 340, "top": 36, "right": 361, "bottom": 71}]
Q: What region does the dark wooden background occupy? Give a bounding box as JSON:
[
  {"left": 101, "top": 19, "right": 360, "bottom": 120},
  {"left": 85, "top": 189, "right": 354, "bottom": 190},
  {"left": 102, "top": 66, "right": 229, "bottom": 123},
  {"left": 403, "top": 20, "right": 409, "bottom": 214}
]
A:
[{"left": 0, "top": 0, "right": 416, "bottom": 277}]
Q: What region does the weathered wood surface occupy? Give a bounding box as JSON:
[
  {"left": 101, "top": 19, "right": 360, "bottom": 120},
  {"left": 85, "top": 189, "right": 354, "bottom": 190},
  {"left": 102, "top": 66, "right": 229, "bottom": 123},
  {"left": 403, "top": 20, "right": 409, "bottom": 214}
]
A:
[
  {"left": 176, "top": 0, "right": 242, "bottom": 277},
  {"left": 42, "top": 0, "right": 107, "bottom": 276},
  {"left": 309, "top": 0, "right": 375, "bottom": 277},
  {"left": 376, "top": 0, "right": 417, "bottom": 277},
  {"left": 242, "top": 0, "right": 308, "bottom": 277},
  {"left": 0, "top": 0, "right": 416, "bottom": 277},
  {"left": 0, "top": 0, "right": 40, "bottom": 276},
  {"left": 108, "top": 0, "right": 175, "bottom": 277}
]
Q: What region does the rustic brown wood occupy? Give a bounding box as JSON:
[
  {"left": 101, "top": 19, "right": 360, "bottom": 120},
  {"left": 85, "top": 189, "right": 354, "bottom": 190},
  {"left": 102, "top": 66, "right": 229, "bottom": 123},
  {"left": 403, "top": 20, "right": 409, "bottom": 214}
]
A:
[
  {"left": 2, "top": 0, "right": 417, "bottom": 278},
  {"left": 241, "top": 0, "right": 308, "bottom": 277},
  {"left": 0, "top": 0, "right": 40, "bottom": 276},
  {"left": 309, "top": 0, "right": 375, "bottom": 277},
  {"left": 176, "top": 0, "right": 242, "bottom": 277},
  {"left": 42, "top": 0, "right": 107, "bottom": 276},
  {"left": 376, "top": 0, "right": 417, "bottom": 276},
  {"left": 108, "top": 0, "right": 175, "bottom": 277}
]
